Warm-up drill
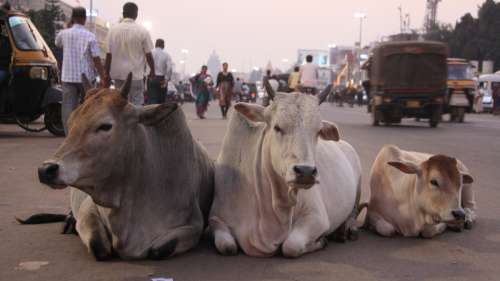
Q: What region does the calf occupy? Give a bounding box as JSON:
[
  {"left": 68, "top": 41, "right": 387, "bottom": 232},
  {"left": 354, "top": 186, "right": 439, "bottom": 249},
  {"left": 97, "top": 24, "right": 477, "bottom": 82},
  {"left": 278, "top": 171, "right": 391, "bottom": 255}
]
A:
[{"left": 366, "top": 145, "right": 476, "bottom": 238}]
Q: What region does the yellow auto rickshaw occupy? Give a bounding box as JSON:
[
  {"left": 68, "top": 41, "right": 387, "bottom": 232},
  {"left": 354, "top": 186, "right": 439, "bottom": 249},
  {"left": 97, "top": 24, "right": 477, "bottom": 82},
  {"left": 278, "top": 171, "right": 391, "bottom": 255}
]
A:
[{"left": 0, "top": 5, "right": 63, "bottom": 136}]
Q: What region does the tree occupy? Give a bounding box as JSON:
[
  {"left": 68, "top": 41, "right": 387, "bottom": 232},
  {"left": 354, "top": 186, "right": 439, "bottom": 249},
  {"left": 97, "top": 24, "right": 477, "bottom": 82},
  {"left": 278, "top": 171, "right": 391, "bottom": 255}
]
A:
[
  {"left": 427, "top": 0, "right": 500, "bottom": 72},
  {"left": 26, "top": 0, "right": 65, "bottom": 52}
]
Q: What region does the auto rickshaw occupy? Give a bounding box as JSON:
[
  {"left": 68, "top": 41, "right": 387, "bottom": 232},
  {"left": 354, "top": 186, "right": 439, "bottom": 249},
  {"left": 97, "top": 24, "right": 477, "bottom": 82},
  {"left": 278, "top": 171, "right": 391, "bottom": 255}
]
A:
[
  {"left": 0, "top": 6, "right": 63, "bottom": 136},
  {"left": 366, "top": 41, "right": 448, "bottom": 128},
  {"left": 445, "top": 58, "right": 475, "bottom": 122}
]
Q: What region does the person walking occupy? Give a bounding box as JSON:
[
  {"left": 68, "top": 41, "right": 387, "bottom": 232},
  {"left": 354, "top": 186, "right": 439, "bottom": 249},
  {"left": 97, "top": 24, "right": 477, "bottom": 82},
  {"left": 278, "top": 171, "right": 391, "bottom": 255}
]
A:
[
  {"left": 288, "top": 66, "right": 300, "bottom": 92},
  {"left": 105, "top": 2, "right": 155, "bottom": 106},
  {"left": 299, "top": 55, "right": 319, "bottom": 95},
  {"left": 55, "top": 7, "right": 106, "bottom": 135},
  {"left": 234, "top": 77, "right": 242, "bottom": 101},
  {"left": 190, "top": 65, "right": 212, "bottom": 119},
  {"left": 216, "top": 63, "right": 234, "bottom": 119},
  {"left": 146, "top": 38, "right": 172, "bottom": 104},
  {"left": 493, "top": 83, "right": 500, "bottom": 116}
]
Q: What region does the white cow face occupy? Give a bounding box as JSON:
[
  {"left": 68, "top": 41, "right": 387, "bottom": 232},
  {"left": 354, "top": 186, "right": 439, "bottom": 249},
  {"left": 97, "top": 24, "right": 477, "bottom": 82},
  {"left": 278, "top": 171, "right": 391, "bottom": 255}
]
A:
[
  {"left": 235, "top": 93, "right": 340, "bottom": 191},
  {"left": 38, "top": 75, "right": 179, "bottom": 208},
  {"left": 388, "top": 155, "right": 474, "bottom": 224}
]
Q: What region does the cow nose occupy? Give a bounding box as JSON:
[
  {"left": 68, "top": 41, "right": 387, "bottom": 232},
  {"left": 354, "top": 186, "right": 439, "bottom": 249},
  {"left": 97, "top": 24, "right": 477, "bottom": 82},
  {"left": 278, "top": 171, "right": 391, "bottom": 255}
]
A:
[
  {"left": 293, "top": 165, "right": 318, "bottom": 178},
  {"left": 452, "top": 209, "right": 466, "bottom": 221},
  {"left": 38, "top": 163, "right": 59, "bottom": 185}
]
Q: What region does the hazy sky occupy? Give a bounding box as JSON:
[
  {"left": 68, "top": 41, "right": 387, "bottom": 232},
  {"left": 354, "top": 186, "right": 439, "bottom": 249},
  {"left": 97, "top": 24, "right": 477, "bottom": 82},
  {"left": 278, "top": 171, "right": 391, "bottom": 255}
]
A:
[{"left": 84, "top": 0, "right": 486, "bottom": 74}]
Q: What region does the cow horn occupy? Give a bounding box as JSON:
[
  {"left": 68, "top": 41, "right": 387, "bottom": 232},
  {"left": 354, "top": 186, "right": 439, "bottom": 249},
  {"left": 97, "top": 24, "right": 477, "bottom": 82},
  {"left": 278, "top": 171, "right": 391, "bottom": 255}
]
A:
[
  {"left": 120, "top": 73, "right": 133, "bottom": 100},
  {"left": 263, "top": 76, "right": 275, "bottom": 101},
  {"left": 81, "top": 73, "right": 93, "bottom": 93},
  {"left": 318, "top": 84, "right": 332, "bottom": 105}
]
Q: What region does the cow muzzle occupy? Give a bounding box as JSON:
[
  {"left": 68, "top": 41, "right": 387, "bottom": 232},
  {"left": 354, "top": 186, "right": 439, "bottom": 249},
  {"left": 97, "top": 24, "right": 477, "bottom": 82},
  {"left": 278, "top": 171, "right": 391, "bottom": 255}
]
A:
[
  {"left": 290, "top": 165, "right": 318, "bottom": 189},
  {"left": 38, "top": 162, "right": 68, "bottom": 189}
]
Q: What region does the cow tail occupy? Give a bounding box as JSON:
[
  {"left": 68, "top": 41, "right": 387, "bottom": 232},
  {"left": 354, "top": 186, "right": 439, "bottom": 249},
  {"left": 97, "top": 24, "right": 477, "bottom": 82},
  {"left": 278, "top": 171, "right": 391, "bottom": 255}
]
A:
[
  {"left": 356, "top": 203, "right": 370, "bottom": 229},
  {"left": 16, "top": 213, "right": 67, "bottom": 224}
]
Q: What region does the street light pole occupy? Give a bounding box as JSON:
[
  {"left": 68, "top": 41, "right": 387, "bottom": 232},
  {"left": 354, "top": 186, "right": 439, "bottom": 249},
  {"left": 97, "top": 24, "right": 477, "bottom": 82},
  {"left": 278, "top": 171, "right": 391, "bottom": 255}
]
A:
[{"left": 354, "top": 12, "right": 366, "bottom": 47}]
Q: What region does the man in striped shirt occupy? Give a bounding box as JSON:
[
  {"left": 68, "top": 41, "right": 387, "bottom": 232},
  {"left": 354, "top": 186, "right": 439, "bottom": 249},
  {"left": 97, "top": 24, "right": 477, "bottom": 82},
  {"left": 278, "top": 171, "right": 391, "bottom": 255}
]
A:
[{"left": 55, "top": 7, "right": 106, "bottom": 135}]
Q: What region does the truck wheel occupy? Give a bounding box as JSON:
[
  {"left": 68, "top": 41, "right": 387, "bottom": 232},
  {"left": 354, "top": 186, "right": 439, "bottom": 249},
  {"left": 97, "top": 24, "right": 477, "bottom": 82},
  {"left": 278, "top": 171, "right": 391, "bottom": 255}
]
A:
[
  {"left": 45, "top": 103, "right": 65, "bottom": 137},
  {"left": 429, "top": 119, "right": 439, "bottom": 128},
  {"left": 372, "top": 107, "right": 380, "bottom": 126},
  {"left": 458, "top": 108, "right": 466, "bottom": 123}
]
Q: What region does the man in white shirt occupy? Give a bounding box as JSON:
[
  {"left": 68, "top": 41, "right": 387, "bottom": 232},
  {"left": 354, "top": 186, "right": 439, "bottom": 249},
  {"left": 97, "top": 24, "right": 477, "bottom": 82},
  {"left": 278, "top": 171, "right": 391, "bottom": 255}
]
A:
[
  {"left": 147, "top": 39, "right": 172, "bottom": 104},
  {"left": 104, "top": 2, "right": 155, "bottom": 106},
  {"left": 299, "top": 55, "right": 319, "bottom": 95}
]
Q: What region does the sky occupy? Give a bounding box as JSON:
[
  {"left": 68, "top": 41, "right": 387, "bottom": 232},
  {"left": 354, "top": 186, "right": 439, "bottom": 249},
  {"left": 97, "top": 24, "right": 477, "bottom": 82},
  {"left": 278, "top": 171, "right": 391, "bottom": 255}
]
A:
[{"left": 84, "top": 0, "right": 486, "bottom": 74}]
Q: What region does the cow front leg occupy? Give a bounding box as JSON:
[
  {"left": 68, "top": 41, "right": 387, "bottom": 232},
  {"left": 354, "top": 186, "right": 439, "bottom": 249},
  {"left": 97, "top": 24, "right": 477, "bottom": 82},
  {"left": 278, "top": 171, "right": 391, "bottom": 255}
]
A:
[
  {"left": 421, "top": 223, "right": 447, "bottom": 238},
  {"left": 148, "top": 224, "right": 203, "bottom": 260},
  {"left": 210, "top": 216, "right": 238, "bottom": 256},
  {"left": 76, "top": 199, "right": 112, "bottom": 261},
  {"left": 282, "top": 215, "right": 329, "bottom": 258},
  {"left": 369, "top": 213, "right": 396, "bottom": 237}
]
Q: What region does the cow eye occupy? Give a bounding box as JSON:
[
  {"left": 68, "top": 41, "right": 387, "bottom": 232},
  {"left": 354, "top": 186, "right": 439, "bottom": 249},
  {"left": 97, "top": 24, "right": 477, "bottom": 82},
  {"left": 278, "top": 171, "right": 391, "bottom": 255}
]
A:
[
  {"left": 96, "top": 123, "right": 113, "bottom": 133},
  {"left": 430, "top": 179, "right": 439, "bottom": 187},
  {"left": 274, "top": 125, "right": 283, "bottom": 134}
]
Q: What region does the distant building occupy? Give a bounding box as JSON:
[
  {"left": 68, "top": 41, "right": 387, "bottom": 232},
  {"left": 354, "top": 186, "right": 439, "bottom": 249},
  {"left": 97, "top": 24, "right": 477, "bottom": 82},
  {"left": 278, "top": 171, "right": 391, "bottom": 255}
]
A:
[{"left": 207, "top": 50, "right": 221, "bottom": 77}]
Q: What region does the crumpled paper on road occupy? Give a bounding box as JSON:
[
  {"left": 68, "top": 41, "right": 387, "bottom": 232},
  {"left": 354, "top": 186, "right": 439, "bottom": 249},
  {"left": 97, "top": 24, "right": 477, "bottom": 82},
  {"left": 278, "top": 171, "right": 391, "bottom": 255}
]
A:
[{"left": 15, "top": 261, "right": 49, "bottom": 271}]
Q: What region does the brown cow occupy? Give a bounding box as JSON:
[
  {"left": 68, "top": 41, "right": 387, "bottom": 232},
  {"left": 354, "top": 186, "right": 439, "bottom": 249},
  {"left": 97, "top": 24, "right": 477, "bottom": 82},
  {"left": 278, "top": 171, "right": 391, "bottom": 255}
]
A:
[
  {"left": 365, "top": 145, "right": 476, "bottom": 238},
  {"left": 37, "top": 74, "right": 214, "bottom": 260}
]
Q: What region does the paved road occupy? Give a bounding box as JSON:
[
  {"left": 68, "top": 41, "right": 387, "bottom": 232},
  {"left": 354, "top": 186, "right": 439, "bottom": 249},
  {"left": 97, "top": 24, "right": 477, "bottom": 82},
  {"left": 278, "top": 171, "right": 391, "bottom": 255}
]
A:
[{"left": 1, "top": 102, "right": 500, "bottom": 281}]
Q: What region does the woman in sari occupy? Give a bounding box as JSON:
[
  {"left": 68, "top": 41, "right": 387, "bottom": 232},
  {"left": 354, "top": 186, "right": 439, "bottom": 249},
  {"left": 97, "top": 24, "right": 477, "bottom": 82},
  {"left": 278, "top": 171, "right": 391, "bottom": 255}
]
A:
[
  {"left": 190, "top": 65, "right": 212, "bottom": 119},
  {"left": 216, "top": 62, "right": 235, "bottom": 119}
]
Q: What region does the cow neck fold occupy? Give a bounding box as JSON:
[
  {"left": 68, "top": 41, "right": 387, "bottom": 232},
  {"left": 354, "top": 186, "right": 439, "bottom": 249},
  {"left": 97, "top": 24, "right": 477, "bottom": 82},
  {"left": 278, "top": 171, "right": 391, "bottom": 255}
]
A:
[
  {"left": 107, "top": 109, "right": 196, "bottom": 248},
  {"left": 394, "top": 174, "right": 426, "bottom": 236},
  {"left": 251, "top": 127, "right": 294, "bottom": 246}
]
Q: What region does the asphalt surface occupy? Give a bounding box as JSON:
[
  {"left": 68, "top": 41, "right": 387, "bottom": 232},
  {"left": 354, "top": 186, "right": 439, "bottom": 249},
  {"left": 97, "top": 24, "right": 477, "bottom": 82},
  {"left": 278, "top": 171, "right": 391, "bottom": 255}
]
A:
[{"left": 1, "top": 102, "right": 500, "bottom": 281}]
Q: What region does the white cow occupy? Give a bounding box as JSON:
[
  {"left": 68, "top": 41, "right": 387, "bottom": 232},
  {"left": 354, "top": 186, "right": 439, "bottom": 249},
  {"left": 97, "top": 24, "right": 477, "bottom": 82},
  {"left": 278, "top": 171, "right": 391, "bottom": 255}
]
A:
[
  {"left": 210, "top": 88, "right": 362, "bottom": 258},
  {"left": 365, "top": 145, "right": 476, "bottom": 238}
]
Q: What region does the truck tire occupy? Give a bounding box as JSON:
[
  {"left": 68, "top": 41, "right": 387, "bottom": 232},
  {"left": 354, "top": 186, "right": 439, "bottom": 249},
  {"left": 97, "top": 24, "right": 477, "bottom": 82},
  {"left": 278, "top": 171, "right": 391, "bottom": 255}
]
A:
[
  {"left": 44, "top": 103, "right": 65, "bottom": 137},
  {"left": 372, "top": 106, "right": 380, "bottom": 126}
]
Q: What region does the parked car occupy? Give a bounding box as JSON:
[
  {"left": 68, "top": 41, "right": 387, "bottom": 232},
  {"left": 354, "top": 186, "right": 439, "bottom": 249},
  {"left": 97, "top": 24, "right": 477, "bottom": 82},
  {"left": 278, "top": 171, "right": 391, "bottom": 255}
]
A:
[{"left": 478, "top": 73, "right": 500, "bottom": 112}]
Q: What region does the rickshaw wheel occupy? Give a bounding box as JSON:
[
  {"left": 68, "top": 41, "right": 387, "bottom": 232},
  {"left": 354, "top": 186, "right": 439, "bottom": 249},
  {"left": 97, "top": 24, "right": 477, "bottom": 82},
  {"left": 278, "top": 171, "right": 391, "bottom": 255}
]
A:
[
  {"left": 16, "top": 115, "right": 46, "bottom": 133},
  {"left": 44, "top": 104, "right": 65, "bottom": 137}
]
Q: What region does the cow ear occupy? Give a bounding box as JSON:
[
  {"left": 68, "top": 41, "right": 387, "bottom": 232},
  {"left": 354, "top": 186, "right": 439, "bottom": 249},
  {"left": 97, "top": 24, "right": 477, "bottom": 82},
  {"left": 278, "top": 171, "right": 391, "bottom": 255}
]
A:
[
  {"left": 234, "top": 103, "right": 267, "bottom": 123},
  {"left": 462, "top": 173, "right": 474, "bottom": 184},
  {"left": 387, "top": 161, "right": 421, "bottom": 175},
  {"left": 319, "top": 120, "right": 340, "bottom": 141},
  {"left": 456, "top": 160, "right": 474, "bottom": 184},
  {"left": 138, "top": 103, "right": 178, "bottom": 126}
]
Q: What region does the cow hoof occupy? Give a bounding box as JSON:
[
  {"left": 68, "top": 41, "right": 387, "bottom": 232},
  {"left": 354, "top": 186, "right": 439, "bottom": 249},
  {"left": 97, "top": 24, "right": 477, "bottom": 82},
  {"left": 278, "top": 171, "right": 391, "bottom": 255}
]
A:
[
  {"left": 348, "top": 228, "right": 359, "bottom": 241},
  {"left": 61, "top": 212, "right": 77, "bottom": 235},
  {"left": 149, "top": 239, "right": 178, "bottom": 260},
  {"left": 464, "top": 220, "right": 474, "bottom": 230},
  {"left": 217, "top": 244, "right": 238, "bottom": 256},
  {"left": 89, "top": 237, "right": 112, "bottom": 261}
]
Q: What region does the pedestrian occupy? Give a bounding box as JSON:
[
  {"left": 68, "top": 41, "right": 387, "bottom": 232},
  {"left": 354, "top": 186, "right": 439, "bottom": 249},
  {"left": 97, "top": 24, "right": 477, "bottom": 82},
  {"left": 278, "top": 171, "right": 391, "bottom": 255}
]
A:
[
  {"left": 493, "top": 83, "right": 500, "bottom": 116},
  {"left": 288, "top": 66, "right": 300, "bottom": 92},
  {"left": 234, "top": 77, "right": 242, "bottom": 101},
  {"left": 146, "top": 38, "right": 172, "bottom": 104},
  {"left": 474, "top": 82, "right": 485, "bottom": 113},
  {"left": 55, "top": 6, "right": 107, "bottom": 135},
  {"left": 105, "top": 2, "right": 155, "bottom": 106},
  {"left": 216, "top": 62, "right": 234, "bottom": 119},
  {"left": 190, "top": 65, "right": 212, "bottom": 119},
  {"left": 299, "top": 55, "right": 319, "bottom": 95},
  {"left": 0, "top": 21, "right": 11, "bottom": 86}
]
